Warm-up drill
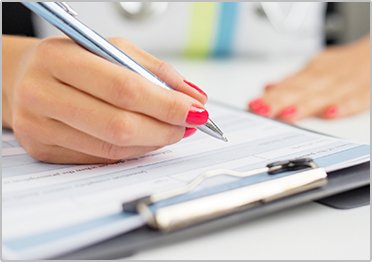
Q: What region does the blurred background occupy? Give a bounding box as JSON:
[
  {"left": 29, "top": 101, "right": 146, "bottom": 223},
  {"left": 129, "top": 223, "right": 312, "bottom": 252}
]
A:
[
  {"left": 3, "top": 2, "right": 370, "bottom": 56},
  {"left": 325, "top": 2, "right": 369, "bottom": 44}
]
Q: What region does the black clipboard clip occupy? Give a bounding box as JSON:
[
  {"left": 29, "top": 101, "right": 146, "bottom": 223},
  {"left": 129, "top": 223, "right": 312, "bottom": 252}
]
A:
[{"left": 122, "top": 158, "right": 327, "bottom": 231}]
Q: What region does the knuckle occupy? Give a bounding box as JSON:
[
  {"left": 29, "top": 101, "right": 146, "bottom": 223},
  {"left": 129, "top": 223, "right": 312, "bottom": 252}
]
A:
[
  {"left": 106, "top": 113, "right": 135, "bottom": 145},
  {"left": 109, "top": 74, "right": 138, "bottom": 108},
  {"left": 164, "top": 96, "right": 185, "bottom": 124},
  {"left": 156, "top": 60, "right": 172, "bottom": 77},
  {"left": 34, "top": 37, "right": 74, "bottom": 72},
  {"left": 35, "top": 37, "right": 63, "bottom": 58},
  {"left": 35, "top": 38, "right": 54, "bottom": 56}
]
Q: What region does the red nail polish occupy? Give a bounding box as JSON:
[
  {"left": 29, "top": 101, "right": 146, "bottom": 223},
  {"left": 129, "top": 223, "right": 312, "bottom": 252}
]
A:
[
  {"left": 248, "top": 98, "right": 271, "bottom": 116},
  {"left": 186, "top": 105, "right": 209, "bottom": 125},
  {"left": 255, "top": 104, "right": 271, "bottom": 116},
  {"left": 183, "top": 127, "right": 197, "bottom": 138},
  {"left": 278, "top": 105, "right": 297, "bottom": 119},
  {"left": 323, "top": 106, "right": 338, "bottom": 119},
  {"left": 248, "top": 98, "right": 264, "bottom": 111},
  {"left": 184, "top": 80, "right": 208, "bottom": 98}
]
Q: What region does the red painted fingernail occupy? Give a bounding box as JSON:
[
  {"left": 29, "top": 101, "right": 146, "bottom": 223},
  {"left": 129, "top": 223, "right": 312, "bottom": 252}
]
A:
[
  {"left": 186, "top": 105, "right": 209, "bottom": 125},
  {"left": 323, "top": 106, "right": 338, "bottom": 119},
  {"left": 183, "top": 127, "right": 197, "bottom": 138},
  {"left": 248, "top": 98, "right": 271, "bottom": 116},
  {"left": 248, "top": 98, "right": 264, "bottom": 111},
  {"left": 278, "top": 105, "right": 297, "bottom": 119},
  {"left": 255, "top": 104, "right": 271, "bottom": 116},
  {"left": 184, "top": 80, "right": 208, "bottom": 98}
]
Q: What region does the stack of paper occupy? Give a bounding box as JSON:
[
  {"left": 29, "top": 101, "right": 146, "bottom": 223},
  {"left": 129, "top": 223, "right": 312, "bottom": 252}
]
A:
[{"left": 2, "top": 103, "right": 369, "bottom": 259}]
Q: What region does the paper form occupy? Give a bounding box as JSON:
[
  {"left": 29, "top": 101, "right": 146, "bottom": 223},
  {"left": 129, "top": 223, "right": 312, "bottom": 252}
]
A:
[{"left": 2, "top": 103, "right": 369, "bottom": 259}]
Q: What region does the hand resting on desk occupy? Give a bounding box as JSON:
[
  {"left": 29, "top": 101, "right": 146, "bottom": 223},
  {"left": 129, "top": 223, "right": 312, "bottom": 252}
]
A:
[{"left": 249, "top": 35, "right": 370, "bottom": 122}]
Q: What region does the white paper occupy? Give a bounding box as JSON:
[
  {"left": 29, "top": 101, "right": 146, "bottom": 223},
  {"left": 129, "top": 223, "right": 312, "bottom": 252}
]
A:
[{"left": 2, "top": 103, "right": 369, "bottom": 259}]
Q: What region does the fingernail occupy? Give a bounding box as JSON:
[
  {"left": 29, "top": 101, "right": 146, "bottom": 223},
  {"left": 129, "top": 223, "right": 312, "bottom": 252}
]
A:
[
  {"left": 323, "top": 105, "right": 338, "bottom": 119},
  {"left": 183, "top": 127, "right": 197, "bottom": 138},
  {"left": 278, "top": 105, "right": 297, "bottom": 119},
  {"left": 248, "top": 98, "right": 264, "bottom": 111},
  {"left": 186, "top": 105, "right": 209, "bottom": 125},
  {"left": 184, "top": 80, "right": 208, "bottom": 98},
  {"left": 255, "top": 104, "right": 271, "bottom": 116},
  {"left": 248, "top": 98, "right": 271, "bottom": 116}
]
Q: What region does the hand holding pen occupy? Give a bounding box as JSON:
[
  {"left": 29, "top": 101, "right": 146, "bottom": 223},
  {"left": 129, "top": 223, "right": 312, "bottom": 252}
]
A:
[
  {"left": 24, "top": 2, "right": 227, "bottom": 142},
  {"left": 3, "top": 35, "right": 211, "bottom": 164},
  {"left": 3, "top": 2, "right": 227, "bottom": 164}
]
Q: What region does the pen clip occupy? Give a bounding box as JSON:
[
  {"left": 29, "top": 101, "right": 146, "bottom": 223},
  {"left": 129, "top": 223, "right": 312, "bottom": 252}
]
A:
[{"left": 56, "top": 2, "right": 78, "bottom": 16}]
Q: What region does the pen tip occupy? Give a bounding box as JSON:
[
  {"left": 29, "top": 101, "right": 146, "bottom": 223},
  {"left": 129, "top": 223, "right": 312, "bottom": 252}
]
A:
[{"left": 222, "top": 136, "right": 229, "bottom": 142}]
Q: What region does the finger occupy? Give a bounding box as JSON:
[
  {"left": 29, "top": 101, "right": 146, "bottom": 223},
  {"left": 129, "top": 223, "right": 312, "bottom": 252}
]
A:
[
  {"left": 320, "top": 90, "right": 370, "bottom": 119},
  {"left": 37, "top": 146, "right": 118, "bottom": 164},
  {"left": 31, "top": 118, "right": 162, "bottom": 159},
  {"left": 275, "top": 99, "right": 325, "bottom": 123},
  {"left": 15, "top": 134, "right": 117, "bottom": 164},
  {"left": 110, "top": 38, "right": 208, "bottom": 104},
  {"left": 267, "top": 76, "right": 332, "bottom": 117},
  {"left": 26, "top": 142, "right": 139, "bottom": 164},
  {"left": 248, "top": 78, "right": 306, "bottom": 117},
  {"left": 42, "top": 39, "right": 206, "bottom": 126},
  {"left": 275, "top": 77, "right": 365, "bottom": 122},
  {"left": 273, "top": 86, "right": 342, "bottom": 122},
  {"left": 263, "top": 82, "right": 278, "bottom": 91},
  {"left": 29, "top": 80, "right": 187, "bottom": 146},
  {"left": 248, "top": 69, "right": 330, "bottom": 117}
]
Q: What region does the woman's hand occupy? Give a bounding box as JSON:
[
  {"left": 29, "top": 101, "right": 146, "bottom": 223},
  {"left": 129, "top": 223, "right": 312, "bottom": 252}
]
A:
[
  {"left": 248, "top": 35, "right": 370, "bottom": 122},
  {"left": 2, "top": 36, "right": 208, "bottom": 164}
]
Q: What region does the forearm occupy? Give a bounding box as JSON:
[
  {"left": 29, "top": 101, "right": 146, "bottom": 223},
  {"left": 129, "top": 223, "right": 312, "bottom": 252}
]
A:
[{"left": 2, "top": 35, "right": 39, "bottom": 128}]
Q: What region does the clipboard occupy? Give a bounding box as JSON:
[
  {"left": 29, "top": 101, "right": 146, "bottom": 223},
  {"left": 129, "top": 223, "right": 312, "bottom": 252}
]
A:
[
  {"left": 3, "top": 100, "right": 369, "bottom": 260},
  {"left": 56, "top": 160, "right": 370, "bottom": 259},
  {"left": 52, "top": 101, "right": 370, "bottom": 259}
]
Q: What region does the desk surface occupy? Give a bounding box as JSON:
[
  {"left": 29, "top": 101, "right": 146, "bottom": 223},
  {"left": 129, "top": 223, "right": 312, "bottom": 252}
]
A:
[{"left": 130, "top": 57, "right": 370, "bottom": 260}]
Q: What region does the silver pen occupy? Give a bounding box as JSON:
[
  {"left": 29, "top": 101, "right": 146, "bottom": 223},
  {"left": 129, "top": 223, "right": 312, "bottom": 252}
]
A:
[{"left": 23, "top": 2, "right": 228, "bottom": 142}]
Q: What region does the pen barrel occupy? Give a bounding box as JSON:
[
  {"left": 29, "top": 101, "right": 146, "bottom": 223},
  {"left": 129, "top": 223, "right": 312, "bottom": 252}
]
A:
[
  {"left": 148, "top": 168, "right": 327, "bottom": 231},
  {"left": 23, "top": 2, "right": 171, "bottom": 90}
]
